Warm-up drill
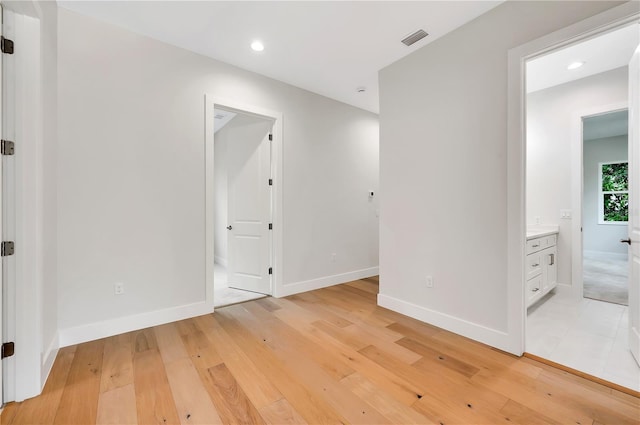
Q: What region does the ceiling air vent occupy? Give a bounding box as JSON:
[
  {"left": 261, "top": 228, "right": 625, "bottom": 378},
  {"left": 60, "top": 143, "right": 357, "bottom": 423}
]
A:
[{"left": 401, "top": 29, "right": 428, "bottom": 46}]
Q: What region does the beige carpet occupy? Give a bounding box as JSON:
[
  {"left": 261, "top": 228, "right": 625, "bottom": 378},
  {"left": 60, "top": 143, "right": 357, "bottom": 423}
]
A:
[{"left": 583, "top": 251, "right": 628, "bottom": 306}]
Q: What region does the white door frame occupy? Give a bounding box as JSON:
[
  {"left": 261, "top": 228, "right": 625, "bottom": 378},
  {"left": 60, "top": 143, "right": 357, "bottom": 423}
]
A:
[
  {"left": 205, "top": 95, "right": 284, "bottom": 305},
  {"left": 507, "top": 2, "right": 640, "bottom": 355},
  {"left": 570, "top": 102, "right": 629, "bottom": 302}
]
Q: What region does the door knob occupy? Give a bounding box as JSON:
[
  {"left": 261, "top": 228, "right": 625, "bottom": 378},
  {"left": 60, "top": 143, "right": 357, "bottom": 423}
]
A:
[
  {"left": 620, "top": 238, "right": 631, "bottom": 245},
  {"left": 227, "top": 225, "right": 233, "bottom": 230}
]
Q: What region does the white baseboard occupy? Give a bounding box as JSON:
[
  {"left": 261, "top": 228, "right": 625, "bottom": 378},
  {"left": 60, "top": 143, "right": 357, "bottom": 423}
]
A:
[
  {"left": 276, "top": 267, "right": 379, "bottom": 298},
  {"left": 58, "top": 301, "right": 214, "bottom": 348},
  {"left": 41, "top": 331, "right": 59, "bottom": 390},
  {"left": 377, "top": 293, "right": 515, "bottom": 354},
  {"left": 214, "top": 256, "right": 228, "bottom": 268}
]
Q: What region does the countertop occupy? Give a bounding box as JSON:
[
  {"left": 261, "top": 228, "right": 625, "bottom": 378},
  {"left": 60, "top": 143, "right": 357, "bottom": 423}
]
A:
[{"left": 526, "top": 225, "right": 559, "bottom": 240}]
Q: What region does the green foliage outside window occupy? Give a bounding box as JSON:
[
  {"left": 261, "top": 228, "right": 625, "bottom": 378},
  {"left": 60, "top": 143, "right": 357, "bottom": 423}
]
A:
[{"left": 601, "top": 162, "right": 628, "bottom": 222}]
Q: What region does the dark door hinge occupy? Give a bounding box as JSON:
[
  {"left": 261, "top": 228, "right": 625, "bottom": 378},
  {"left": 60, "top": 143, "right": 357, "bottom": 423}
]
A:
[
  {"left": 268, "top": 223, "right": 272, "bottom": 230},
  {"left": 268, "top": 267, "right": 272, "bottom": 275},
  {"left": 268, "top": 134, "right": 273, "bottom": 141},
  {"left": 1, "top": 37, "right": 14, "bottom": 54},
  {"left": 2, "top": 342, "right": 14, "bottom": 359},
  {"left": 268, "top": 178, "right": 273, "bottom": 186},
  {"left": 1, "top": 241, "right": 14, "bottom": 257},
  {"left": 1, "top": 139, "right": 15, "bottom": 155}
]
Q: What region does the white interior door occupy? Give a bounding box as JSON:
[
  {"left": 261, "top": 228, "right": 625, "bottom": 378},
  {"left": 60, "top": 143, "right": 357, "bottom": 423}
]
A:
[
  {"left": 627, "top": 42, "right": 640, "bottom": 367},
  {"left": 227, "top": 125, "right": 272, "bottom": 294},
  {"left": 0, "top": 4, "right": 4, "bottom": 405}
]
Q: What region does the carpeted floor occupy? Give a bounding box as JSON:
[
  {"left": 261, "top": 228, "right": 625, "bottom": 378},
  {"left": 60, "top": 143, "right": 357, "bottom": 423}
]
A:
[{"left": 583, "top": 250, "right": 628, "bottom": 306}]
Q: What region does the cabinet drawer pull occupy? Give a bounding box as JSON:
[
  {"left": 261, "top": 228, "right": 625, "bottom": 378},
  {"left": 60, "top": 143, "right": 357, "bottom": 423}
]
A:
[
  {"left": 549, "top": 253, "right": 555, "bottom": 266},
  {"left": 531, "top": 243, "right": 540, "bottom": 248},
  {"left": 531, "top": 288, "right": 540, "bottom": 292},
  {"left": 531, "top": 263, "right": 539, "bottom": 267}
]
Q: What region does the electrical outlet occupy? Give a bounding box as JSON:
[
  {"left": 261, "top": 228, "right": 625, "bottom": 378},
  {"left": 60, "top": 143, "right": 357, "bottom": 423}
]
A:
[
  {"left": 534, "top": 216, "right": 541, "bottom": 225},
  {"left": 426, "top": 276, "right": 434, "bottom": 288},
  {"left": 114, "top": 282, "right": 124, "bottom": 295},
  {"left": 331, "top": 253, "right": 337, "bottom": 263}
]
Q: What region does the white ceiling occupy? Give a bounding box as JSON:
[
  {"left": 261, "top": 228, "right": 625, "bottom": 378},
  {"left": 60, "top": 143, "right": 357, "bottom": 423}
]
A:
[
  {"left": 526, "top": 24, "right": 639, "bottom": 93},
  {"left": 58, "top": 1, "right": 503, "bottom": 113},
  {"left": 583, "top": 109, "right": 628, "bottom": 141},
  {"left": 213, "top": 108, "right": 237, "bottom": 133}
]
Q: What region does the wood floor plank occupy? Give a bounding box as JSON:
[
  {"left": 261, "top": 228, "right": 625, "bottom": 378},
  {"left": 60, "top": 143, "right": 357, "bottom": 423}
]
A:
[
  {"left": 258, "top": 399, "right": 307, "bottom": 425},
  {"left": 96, "top": 384, "right": 137, "bottom": 425},
  {"left": 100, "top": 336, "right": 134, "bottom": 393},
  {"left": 132, "top": 348, "right": 181, "bottom": 425},
  {"left": 10, "top": 346, "right": 76, "bottom": 425},
  {"left": 213, "top": 309, "right": 350, "bottom": 424},
  {"left": 164, "top": 357, "right": 222, "bottom": 424},
  {"left": 193, "top": 314, "right": 284, "bottom": 410},
  {"left": 499, "top": 399, "right": 562, "bottom": 425},
  {"left": 7, "top": 278, "right": 637, "bottom": 425},
  {"left": 340, "top": 372, "right": 433, "bottom": 424},
  {"left": 54, "top": 339, "right": 105, "bottom": 425},
  {"left": 153, "top": 323, "right": 189, "bottom": 365},
  {"left": 180, "top": 328, "right": 224, "bottom": 372},
  {"left": 133, "top": 328, "right": 158, "bottom": 353},
  {"left": 1, "top": 403, "right": 20, "bottom": 425},
  {"left": 201, "top": 363, "right": 266, "bottom": 424}
]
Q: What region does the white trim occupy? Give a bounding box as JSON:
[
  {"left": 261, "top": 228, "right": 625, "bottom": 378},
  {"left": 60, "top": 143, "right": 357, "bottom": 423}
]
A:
[
  {"left": 507, "top": 2, "right": 640, "bottom": 356},
  {"left": 205, "top": 95, "right": 283, "bottom": 302},
  {"left": 277, "top": 267, "right": 379, "bottom": 298},
  {"left": 377, "top": 294, "right": 512, "bottom": 353},
  {"left": 40, "top": 331, "right": 58, "bottom": 390},
  {"left": 570, "top": 102, "right": 628, "bottom": 301},
  {"left": 58, "top": 301, "right": 213, "bottom": 348},
  {"left": 213, "top": 255, "right": 227, "bottom": 268}
]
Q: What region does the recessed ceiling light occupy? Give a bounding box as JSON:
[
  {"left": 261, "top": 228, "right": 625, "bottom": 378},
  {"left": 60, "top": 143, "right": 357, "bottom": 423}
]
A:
[
  {"left": 567, "top": 61, "right": 585, "bottom": 70},
  {"left": 251, "top": 41, "right": 264, "bottom": 52}
]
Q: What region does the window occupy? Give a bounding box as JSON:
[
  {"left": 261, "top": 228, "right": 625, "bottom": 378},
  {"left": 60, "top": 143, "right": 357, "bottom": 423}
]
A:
[{"left": 599, "top": 161, "right": 628, "bottom": 224}]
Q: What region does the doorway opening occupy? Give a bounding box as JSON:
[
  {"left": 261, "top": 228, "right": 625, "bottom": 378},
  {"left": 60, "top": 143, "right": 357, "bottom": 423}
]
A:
[
  {"left": 582, "top": 110, "right": 629, "bottom": 306},
  {"left": 213, "top": 106, "right": 273, "bottom": 308},
  {"left": 523, "top": 23, "right": 639, "bottom": 391},
  {"left": 205, "top": 95, "right": 284, "bottom": 310}
]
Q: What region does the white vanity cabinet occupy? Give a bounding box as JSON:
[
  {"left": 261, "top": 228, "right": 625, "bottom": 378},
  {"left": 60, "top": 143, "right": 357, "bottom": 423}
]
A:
[{"left": 525, "top": 232, "right": 558, "bottom": 307}]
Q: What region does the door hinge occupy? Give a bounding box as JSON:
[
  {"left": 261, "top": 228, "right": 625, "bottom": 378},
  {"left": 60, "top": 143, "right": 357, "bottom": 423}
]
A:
[
  {"left": 1, "top": 36, "right": 14, "bottom": 54},
  {"left": 1, "top": 342, "right": 14, "bottom": 359},
  {"left": 1, "top": 241, "right": 14, "bottom": 257},
  {"left": 268, "top": 223, "right": 272, "bottom": 230},
  {"left": 268, "top": 178, "right": 273, "bottom": 186},
  {"left": 268, "top": 134, "right": 273, "bottom": 141},
  {"left": 1, "top": 139, "right": 15, "bottom": 155},
  {"left": 268, "top": 267, "right": 272, "bottom": 275}
]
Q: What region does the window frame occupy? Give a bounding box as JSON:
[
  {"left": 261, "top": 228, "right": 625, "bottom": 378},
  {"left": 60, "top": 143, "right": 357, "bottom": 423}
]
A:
[{"left": 598, "top": 160, "right": 629, "bottom": 225}]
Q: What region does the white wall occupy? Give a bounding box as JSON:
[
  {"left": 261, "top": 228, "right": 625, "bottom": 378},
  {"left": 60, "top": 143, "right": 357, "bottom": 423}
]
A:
[
  {"left": 527, "top": 67, "right": 628, "bottom": 285},
  {"left": 584, "top": 135, "right": 628, "bottom": 254},
  {"left": 378, "top": 0, "right": 622, "bottom": 352},
  {"left": 38, "top": 0, "right": 58, "bottom": 389},
  {"left": 57, "top": 8, "right": 379, "bottom": 343}
]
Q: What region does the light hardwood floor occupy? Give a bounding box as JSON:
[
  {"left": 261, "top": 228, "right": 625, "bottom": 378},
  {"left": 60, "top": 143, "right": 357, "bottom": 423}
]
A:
[{"left": 2, "top": 278, "right": 638, "bottom": 425}]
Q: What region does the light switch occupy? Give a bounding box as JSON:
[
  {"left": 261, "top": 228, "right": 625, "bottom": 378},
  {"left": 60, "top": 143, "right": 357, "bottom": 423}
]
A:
[{"left": 560, "top": 209, "right": 572, "bottom": 219}]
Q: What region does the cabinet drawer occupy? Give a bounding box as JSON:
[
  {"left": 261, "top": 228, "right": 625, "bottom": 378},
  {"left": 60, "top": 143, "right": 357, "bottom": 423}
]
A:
[
  {"left": 527, "top": 275, "right": 542, "bottom": 303},
  {"left": 545, "top": 234, "right": 557, "bottom": 247},
  {"left": 526, "top": 252, "right": 543, "bottom": 280},
  {"left": 526, "top": 234, "right": 557, "bottom": 254},
  {"left": 526, "top": 237, "right": 545, "bottom": 254}
]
